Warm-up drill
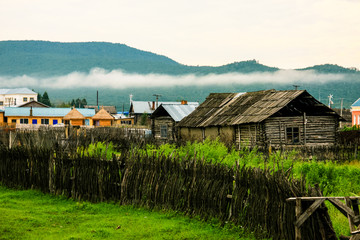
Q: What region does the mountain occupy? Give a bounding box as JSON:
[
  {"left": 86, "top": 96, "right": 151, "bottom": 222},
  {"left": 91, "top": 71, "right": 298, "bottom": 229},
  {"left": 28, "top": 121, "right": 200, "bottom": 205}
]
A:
[
  {"left": 1, "top": 40, "right": 359, "bottom": 111},
  {"left": 297, "top": 64, "right": 359, "bottom": 74},
  {"left": 0, "top": 40, "right": 279, "bottom": 76}
]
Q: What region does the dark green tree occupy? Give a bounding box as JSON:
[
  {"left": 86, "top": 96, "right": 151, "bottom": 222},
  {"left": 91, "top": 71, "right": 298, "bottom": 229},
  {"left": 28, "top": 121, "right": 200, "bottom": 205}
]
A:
[
  {"left": 81, "top": 98, "right": 87, "bottom": 107},
  {"left": 41, "top": 91, "right": 51, "bottom": 106}
]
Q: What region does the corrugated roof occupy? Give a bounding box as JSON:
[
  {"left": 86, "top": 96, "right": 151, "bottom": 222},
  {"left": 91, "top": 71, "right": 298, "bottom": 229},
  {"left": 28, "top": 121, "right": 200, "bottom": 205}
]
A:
[
  {"left": 351, "top": 98, "right": 360, "bottom": 107},
  {"left": 5, "top": 107, "right": 95, "bottom": 118},
  {"left": 160, "top": 103, "right": 199, "bottom": 122},
  {"left": 131, "top": 101, "right": 199, "bottom": 114},
  {"left": 5, "top": 107, "right": 72, "bottom": 117},
  {"left": 85, "top": 105, "right": 117, "bottom": 114},
  {"left": 177, "top": 89, "right": 339, "bottom": 127},
  {"left": 0, "top": 88, "right": 37, "bottom": 95}
]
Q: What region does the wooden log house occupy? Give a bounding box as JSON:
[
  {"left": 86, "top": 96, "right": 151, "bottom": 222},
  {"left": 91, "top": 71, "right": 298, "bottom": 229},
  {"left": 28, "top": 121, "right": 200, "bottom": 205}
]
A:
[
  {"left": 177, "top": 89, "right": 345, "bottom": 148},
  {"left": 151, "top": 101, "right": 199, "bottom": 142}
]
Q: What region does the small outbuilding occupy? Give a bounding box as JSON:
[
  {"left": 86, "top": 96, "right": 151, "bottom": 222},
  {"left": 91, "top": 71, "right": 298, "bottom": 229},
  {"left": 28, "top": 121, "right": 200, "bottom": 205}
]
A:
[
  {"left": 177, "top": 89, "right": 344, "bottom": 148},
  {"left": 92, "top": 107, "right": 115, "bottom": 126},
  {"left": 63, "top": 108, "right": 94, "bottom": 126},
  {"left": 151, "top": 101, "right": 199, "bottom": 141}
]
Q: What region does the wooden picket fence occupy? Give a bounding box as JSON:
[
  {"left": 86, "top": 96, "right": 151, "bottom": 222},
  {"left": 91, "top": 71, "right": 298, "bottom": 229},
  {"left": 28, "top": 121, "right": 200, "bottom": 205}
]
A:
[{"left": 0, "top": 129, "right": 338, "bottom": 239}]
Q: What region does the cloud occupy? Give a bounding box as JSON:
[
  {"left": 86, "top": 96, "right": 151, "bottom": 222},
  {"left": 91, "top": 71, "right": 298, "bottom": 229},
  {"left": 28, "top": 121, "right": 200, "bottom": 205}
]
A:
[{"left": 0, "top": 68, "right": 346, "bottom": 89}]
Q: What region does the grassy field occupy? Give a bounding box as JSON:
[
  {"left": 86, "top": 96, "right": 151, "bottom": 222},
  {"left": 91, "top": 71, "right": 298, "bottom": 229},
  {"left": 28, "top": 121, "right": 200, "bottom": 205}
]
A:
[{"left": 0, "top": 186, "right": 256, "bottom": 240}]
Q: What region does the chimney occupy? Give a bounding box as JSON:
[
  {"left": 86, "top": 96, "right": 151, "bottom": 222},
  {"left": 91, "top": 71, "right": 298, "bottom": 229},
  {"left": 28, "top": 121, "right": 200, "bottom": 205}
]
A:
[
  {"left": 30, "top": 106, "right": 33, "bottom": 116},
  {"left": 152, "top": 101, "right": 155, "bottom": 110},
  {"left": 181, "top": 100, "right": 188, "bottom": 105}
]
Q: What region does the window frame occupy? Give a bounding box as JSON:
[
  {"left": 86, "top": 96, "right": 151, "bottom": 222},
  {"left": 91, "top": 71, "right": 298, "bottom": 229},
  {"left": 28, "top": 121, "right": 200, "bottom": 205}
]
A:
[
  {"left": 20, "top": 118, "right": 29, "bottom": 124},
  {"left": 41, "top": 119, "right": 50, "bottom": 125},
  {"left": 23, "top": 97, "right": 28, "bottom": 102},
  {"left": 160, "top": 125, "right": 168, "bottom": 138},
  {"left": 286, "top": 126, "right": 300, "bottom": 144}
]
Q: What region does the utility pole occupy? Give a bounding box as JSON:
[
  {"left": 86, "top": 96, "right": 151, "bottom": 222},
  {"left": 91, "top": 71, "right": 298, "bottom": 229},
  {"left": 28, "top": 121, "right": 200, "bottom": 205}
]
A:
[
  {"left": 340, "top": 98, "right": 344, "bottom": 128},
  {"left": 328, "top": 94, "right": 334, "bottom": 108},
  {"left": 293, "top": 85, "right": 300, "bottom": 90}
]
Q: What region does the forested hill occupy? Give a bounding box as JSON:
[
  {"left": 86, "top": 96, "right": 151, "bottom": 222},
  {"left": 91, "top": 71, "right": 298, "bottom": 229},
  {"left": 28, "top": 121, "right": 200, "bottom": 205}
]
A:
[
  {"left": 1, "top": 40, "right": 278, "bottom": 76},
  {"left": 0, "top": 40, "right": 358, "bottom": 76}
]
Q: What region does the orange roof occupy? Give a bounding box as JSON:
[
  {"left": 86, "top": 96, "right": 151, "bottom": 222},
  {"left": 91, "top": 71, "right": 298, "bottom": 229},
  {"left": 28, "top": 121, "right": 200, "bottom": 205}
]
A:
[
  {"left": 63, "top": 108, "right": 85, "bottom": 120},
  {"left": 92, "top": 108, "right": 114, "bottom": 120}
]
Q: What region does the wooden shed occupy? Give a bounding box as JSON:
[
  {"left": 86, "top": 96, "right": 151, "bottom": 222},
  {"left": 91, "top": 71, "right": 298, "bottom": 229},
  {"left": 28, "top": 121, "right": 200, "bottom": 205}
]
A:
[
  {"left": 92, "top": 107, "right": 114, "bottom": 127},
  {"left": 177, "top": 90, "right": 344, "bottom": 148},
  {"left": 151, "top": 102, "right": 199, "bottom": 142}
]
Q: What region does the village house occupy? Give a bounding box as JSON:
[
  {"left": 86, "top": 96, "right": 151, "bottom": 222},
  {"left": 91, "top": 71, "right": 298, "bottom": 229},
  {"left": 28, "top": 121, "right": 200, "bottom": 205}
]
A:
[
  {"left": 177, "top": 89, "right": 344, "bottom": 148},
  {"left": 4, "top": 107, "right": 95, "bottom": 129},
  {"left": 18, "top": 100, "right": 50, "bottom": 108},
  {"left": 351, "top": 98, "right": 360, "bottom": 126},
  {"left": 130, "top": 99, "right": 198, "bottom": 125},
  {"left": 0, "top": 88, "right": 38, "bottom": 110},
  {"left": 63, "top": 108, "right": 95, "bottom": 127},
  {"left": 92, "top": 107, "right": 115, "bottom": 126},
  {"left": 151, "top": 101, "right": 199, "bottom": 141}
]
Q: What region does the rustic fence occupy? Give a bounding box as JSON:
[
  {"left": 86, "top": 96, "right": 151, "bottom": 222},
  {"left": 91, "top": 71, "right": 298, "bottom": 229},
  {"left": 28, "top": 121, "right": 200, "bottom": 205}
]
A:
[{"left": 0, "top": 130, "right": 338, "bottom": 239}]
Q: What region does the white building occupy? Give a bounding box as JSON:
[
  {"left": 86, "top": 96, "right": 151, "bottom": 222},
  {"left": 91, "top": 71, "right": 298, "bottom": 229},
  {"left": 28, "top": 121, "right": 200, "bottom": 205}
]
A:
[{"left": 0, "top": 88, "right": 38, "bottom": 110}]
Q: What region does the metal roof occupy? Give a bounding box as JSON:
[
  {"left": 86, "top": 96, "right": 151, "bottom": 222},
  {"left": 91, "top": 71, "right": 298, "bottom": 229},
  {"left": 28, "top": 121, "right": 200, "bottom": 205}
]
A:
[
  {"left": 159, "top": 103, "right": 199, "bottom": 122},
  {"left": 131, "top": 101, "right": 199, "bottom": 114},
  {"left": 351, "top": 98, "right": 360, "bottom": 107},
  {"left": 0, "top": 88, "right": 37, "bottom": 95},
  {"left": 4, "top": 107, "right": 95, "bottom": 117}
]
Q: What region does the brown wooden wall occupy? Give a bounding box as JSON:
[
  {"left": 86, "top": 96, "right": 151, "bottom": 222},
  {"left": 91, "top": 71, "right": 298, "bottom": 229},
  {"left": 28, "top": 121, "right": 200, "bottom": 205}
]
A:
[
  {"left": 264, "top": 116, "right": 338, "bottom": 147},
  {"left": 235, "top": 123, "right": 266, "bottom": 147},
  {"left": 152, "top": 116, "right": 176, "bottom": 141}
]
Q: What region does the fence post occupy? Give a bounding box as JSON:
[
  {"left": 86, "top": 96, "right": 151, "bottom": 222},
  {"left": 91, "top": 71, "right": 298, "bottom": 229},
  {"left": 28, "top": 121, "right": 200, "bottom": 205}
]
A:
[{"left": 295, "top": 198, "right": 302, "bottom": 240}]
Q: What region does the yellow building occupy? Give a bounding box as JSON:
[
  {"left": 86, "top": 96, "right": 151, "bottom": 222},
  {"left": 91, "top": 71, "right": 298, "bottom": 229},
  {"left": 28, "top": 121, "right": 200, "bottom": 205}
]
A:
[
  {"left": 92, "top": 107, "right": 114, "bottom": 126},
  {"left": 4, "top": 107, "right": 95, "bottom": 128}
]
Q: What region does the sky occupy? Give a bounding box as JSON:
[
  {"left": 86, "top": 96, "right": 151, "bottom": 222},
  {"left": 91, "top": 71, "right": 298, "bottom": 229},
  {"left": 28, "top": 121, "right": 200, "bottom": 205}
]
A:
[{"left": 1, "top": 0, "right": 359, "bottom": 69}]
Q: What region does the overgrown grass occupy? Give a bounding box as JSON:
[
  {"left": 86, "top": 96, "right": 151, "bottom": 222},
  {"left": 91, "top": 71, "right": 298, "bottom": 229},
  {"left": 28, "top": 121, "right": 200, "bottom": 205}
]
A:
[
  {"left": 57, "top": 138, "right": 360, "bottom": 237},
  {"left": 0, "top": 185, "right": 256, "bottom": 240},
  {"left": 142, "top": 139, "right": 360, "bottom": 237}
]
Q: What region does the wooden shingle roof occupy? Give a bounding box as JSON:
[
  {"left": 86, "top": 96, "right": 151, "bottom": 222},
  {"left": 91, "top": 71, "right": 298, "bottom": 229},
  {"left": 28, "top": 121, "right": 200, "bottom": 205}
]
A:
[
  {"left": 177, "top": 89, "right": 340, "bottom": 127},
  {"left": 92, "top": 108, "right": 114, "bottom": 120}
]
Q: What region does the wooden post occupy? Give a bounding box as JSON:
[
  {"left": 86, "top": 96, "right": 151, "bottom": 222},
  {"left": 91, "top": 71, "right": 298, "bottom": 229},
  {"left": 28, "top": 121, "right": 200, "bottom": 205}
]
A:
[
  {"left": 303, "top": 112, "right": 307, "bottom": 145},
  {"left": 238, "top": 125, "right": 241, "bottom": 150},
  {"left": 295, "top": 198, "right": 302, "bottom": 240},
  {"left": 346, "top": 197, "right": 356, "bottom": 232},
  {"left": 9, "top": 131, "right": 12, "bottom": 149}
]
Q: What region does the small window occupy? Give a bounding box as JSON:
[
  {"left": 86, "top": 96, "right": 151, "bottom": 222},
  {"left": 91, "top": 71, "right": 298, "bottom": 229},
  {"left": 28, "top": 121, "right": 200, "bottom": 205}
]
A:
[
  {"left": 20, "top": 118, "right": 29, "bottom": 124},
  {"left": 41, "top": 119, "right": 49, "bottom": 125},
  {"left": 32, "top": 119, "right": 37, "bottom": 125},
  {"left": 160, "top": 125, "right": 168, "bottom": 138},
  {"left": 286, "top": 127, "right": 299, "bottom": 144},
  {"left": 11, "top": 119, "right": 16, "bottom": 124},
  {"left": 23, "top": 97, "right": 28, "bottom": 102},
  {"left": 53, "top": 119, "right": 58, "bottom": 125},
  {"left": 0, "top": 101, "right": 3, "bottom": 106},
  {"left": 30, "top": 97, "right": 34, "bottom": 101}
]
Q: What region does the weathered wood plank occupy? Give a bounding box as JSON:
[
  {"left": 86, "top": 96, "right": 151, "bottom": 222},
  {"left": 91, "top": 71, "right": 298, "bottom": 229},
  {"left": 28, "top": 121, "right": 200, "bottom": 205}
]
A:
[{"left": 295, "top": 199, "right": 325, "bottom": 228}]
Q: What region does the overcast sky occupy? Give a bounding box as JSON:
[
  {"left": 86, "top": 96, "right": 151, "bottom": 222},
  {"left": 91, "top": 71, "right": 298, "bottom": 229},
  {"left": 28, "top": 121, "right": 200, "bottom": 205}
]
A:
[{"left": 1, "top": 0, "right": 359, "bottom": 69}]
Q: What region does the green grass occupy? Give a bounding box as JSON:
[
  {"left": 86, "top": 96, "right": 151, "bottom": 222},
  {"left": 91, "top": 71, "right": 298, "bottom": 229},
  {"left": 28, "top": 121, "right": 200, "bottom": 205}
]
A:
[{"left": 0, "top": 186, "right": 255, "bottom": 240}]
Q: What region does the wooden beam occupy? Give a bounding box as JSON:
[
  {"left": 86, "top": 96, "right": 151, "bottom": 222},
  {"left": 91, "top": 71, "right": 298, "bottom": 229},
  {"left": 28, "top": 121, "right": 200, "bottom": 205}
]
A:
[
  {"left": 295, "top": 199, "right": 325, "bottom": 228},
  {"left": 287, "top": 197, "right": 360, "bottom": 201},
  {"left": 328, "top": 198, "right": 356, "bottom": 219},
  {"left": 346, "top": 197, "right": 357, "bottom": 232}
]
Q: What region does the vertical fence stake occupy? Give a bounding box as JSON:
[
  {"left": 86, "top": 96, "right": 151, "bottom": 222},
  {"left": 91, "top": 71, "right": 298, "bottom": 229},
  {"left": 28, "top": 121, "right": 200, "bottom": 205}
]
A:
[{"left": 295, "top": 198, "right": 302, "bottom": 240}]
